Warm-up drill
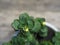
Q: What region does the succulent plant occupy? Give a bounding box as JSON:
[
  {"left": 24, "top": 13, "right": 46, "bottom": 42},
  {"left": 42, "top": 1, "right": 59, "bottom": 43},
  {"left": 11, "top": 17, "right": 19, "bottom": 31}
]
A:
[{"left": 3, "top": 13, "right": 60, "bottom": 45}]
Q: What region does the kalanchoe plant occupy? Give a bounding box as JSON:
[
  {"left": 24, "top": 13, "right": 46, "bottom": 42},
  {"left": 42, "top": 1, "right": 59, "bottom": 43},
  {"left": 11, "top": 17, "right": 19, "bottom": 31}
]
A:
[{"left": 3, "top": 13, "right": 60, "bottom": 45}]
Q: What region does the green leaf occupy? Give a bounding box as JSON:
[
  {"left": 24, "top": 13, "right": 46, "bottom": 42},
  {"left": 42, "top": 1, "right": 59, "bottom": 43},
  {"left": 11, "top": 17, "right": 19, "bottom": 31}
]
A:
[
  {"left": 19, "top": 13, "right": 30, "bottom": 29},
  {"left": 3, "top": 42, "right": 12, "bottom": 45},
  {"left": 40, "top": 41, "right": 53, "bottom": 45},
  {"left": 52, "top": 32, "right": 60, "bottom": 42},
  {"left": 52, "top": 32, "right": 60, "bottom": 45},
  {"left": 17, "top": 37, "right": 25, "bottom": 45},
  {"left": 35, "top": 18, "right": 45, "bottom": 23},
  {"left": 25, "top": 40, "right": 30, "bottom": 45},
  {"left": 31, "top": 20, "right": 41, "bottom": 33},
  {"left": 19, "top": 13, "right": 29, "bottom": 24},
  {"left": 11, "top": 37, "right": 18, "bottom": 45},
  {"left": 55, "top": 32, "right": 60, "bottom": 39},
  {"left": 39, "top": 27, "right": 48, "bottom": 37},
  {"left": 27, "top": 20, "right": 34, "bottom": 29},
  {"left": 54, "top": 41, "right": 60, "bottom": 45},
  {"left": 30, "top": 40, "right": 40, "bottom": 45},
  {"left": 12, "top": 19, "right": 19, "bottom": 30}
]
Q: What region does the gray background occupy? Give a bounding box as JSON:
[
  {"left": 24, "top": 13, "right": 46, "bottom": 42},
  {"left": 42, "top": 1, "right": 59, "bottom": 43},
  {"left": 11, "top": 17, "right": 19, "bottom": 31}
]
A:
[{"left": 0, "top": 0, "right": 60, "bottom": 45}]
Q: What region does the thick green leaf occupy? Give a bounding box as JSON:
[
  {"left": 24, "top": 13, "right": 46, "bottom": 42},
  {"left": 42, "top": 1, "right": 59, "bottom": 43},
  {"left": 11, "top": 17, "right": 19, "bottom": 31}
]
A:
[
  {"left": 52, "top": 32, "right": 60, "bottom": 45},
  {"left": 40, "top": 41, "right": 53, "bottom": 45},
  {"left": 31, "top": 20, "right": 41, "bottom": 33},
  {"left": 12, "top": 19, "right": 19, "bottom": 30},
  {"left": 39, "top": 27, "right": 48, "bottom": 37},
  {"left": 54, "top": 41, "right": 60, "bottom": 45},
  {"left": 55, "top": 32, "right": 60, "bottom": 39},
  {"left": 27, "top": 20, "right": 34, "bottom": 29},
  {"left": 35, "top": 18, "right": 45, "bottom": 23},
  {"left": 19, "top": 13, "right": 29, "bottom": 24}
]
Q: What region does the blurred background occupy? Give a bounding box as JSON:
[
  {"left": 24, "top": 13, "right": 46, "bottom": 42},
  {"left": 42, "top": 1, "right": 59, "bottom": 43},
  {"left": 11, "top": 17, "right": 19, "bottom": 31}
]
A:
[{"left": 0, "top": 0, "right": 60, "bottom": 45}]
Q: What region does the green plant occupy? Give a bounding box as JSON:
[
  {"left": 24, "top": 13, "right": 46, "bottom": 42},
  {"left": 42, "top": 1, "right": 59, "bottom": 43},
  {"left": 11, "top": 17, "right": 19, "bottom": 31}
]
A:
[{"left": 3, "top": 13, "right": 60, "bottom": 45}]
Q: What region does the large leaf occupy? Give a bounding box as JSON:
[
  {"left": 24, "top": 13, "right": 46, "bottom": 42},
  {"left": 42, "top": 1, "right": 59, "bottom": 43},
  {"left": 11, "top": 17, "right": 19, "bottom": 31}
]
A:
[
  {"left": 35, "top": 18, "right": 45, "bottom": 24},
  {"left": 52, "top": 32, "right": 60, "bottom": 45},
  {"left": 31, "top": 20, "right": 41, "bottom": 33},
  {"left": 39, "top": 26, "right": 48, "bottom": 37},
  {"left": 12, "top": 19, "right": 19, "bottom": 30},
  {"left": 19, "top": 13, "right": 29, "bottom": 25},
  {"left": 27, "top": 20, "right": 34, "bottom": 29}
]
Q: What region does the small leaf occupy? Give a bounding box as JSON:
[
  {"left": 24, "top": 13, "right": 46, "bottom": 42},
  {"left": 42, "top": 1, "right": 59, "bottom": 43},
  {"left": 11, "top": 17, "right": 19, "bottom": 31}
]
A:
[
  {"left": 3, "top": 42, "right": 12, "bottom": 45},
  {"left": 55, "top": 32, "right": 60, "bottom": 39},
  {"left": 40, "top": 41, "right": 53, "bottom": 45}
]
